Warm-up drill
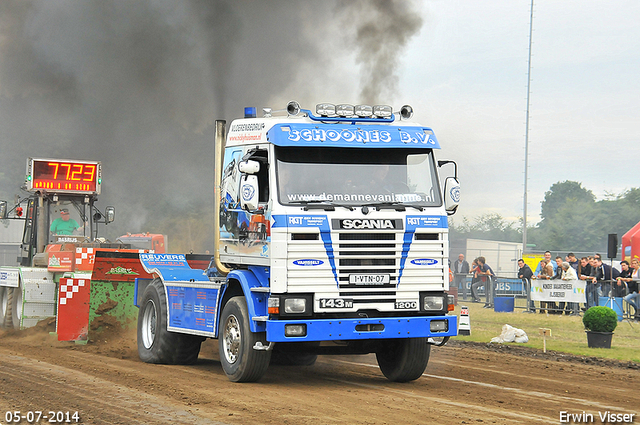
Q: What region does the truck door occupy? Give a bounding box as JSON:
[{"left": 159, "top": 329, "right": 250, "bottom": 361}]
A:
[
  {"left": 19, "top": 198, "right": 37, "bottom": 266},
  {"left": 238, "top": 147, "right": 269, "bottom": 263}
]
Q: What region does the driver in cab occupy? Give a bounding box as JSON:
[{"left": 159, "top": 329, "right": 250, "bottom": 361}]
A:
[{"left": 50, "top": 208, "right": 83, "bottom": 235}]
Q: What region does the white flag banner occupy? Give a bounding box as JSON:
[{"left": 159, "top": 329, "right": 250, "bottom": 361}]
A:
[{"left": 530, "top": 279, "right": 586, "bottom": 303}]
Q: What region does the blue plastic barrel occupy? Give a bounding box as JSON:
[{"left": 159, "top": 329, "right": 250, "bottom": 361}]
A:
[
  {"left": 494, "top": 297, "right": 515, "bottom": 313},
  {"left": 598, "top": 297, "right": 624, "bottom": 321}
]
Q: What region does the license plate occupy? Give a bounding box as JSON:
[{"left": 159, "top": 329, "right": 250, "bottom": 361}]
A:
[{"left": 349, "top": 274, "right": 390, "bottom": 285}]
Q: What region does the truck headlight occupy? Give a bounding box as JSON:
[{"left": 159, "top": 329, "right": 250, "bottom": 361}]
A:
[
  {"left": 284, "top": 298, "right": 307, "bottom": 314},
  {"left": 422, "top": 295, "right": 445, "bottom": 311}
]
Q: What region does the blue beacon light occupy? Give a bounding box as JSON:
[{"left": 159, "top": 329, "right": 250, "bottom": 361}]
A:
[{"left": 244, "top": 107, "right": 257, "bottom": 118}]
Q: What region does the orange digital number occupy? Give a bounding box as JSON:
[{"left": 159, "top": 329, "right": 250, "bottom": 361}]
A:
[
  {"left": 70, "top": 164, "right": 83, "bottom": 181},
  {"left": 83, "top": 164, "right": 96, "bottom": 182},
  {"left": 49, "top": 162, "right": 60, "bottom": 179},
  {"left": 60, "top": 163, "right": 71, "bottom": 180}
]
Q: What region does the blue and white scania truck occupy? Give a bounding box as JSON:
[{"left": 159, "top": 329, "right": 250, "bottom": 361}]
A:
[{"left": 135, "top": 101, "right": 461, "bottom": 382}]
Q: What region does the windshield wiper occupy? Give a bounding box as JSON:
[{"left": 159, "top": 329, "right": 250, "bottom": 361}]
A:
[
  {"left": 288, "top": 200, "right": 335, "bottom": 211},
  {"left": 289, "top": 200, "right": 356, "bottom": 211},
  {"left": 368, "top": 202, "right": 406, "bottom": 211},
  {"left": 329, "top": 203, "right": 354, "bottom": 211},
  {"left": 363, "top": 202, "right": 425, "bottom": 212}
]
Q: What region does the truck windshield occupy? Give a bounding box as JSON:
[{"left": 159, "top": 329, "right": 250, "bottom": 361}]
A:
[{"left": 275, "top": 146, "right": 442, "bottom": 207}]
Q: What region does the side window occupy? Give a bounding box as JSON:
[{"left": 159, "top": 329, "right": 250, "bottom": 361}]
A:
[
  {"left": 246, "top": 149, "right": 269, "bottom": 203},
  {"left": 221, "top": 149, "right": 243, "bottom": 209}
]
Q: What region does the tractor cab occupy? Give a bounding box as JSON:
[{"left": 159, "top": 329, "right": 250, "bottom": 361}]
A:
[{"left": 0, "top": 158, "right": 116, "bottom": 267}]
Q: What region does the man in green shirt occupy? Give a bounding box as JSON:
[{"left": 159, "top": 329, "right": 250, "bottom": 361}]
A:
[{"left": 50, "top": 208, "right": 82, "bottom": 235}]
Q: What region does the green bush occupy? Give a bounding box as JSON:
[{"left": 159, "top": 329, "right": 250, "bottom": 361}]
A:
[{"left": 582, "top": 306, "right": 618, "bottom": 332}]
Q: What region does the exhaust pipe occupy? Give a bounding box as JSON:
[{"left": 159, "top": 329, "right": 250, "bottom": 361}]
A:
[{"left": 214, "top": 120, "right": 230, "bottom": 276}]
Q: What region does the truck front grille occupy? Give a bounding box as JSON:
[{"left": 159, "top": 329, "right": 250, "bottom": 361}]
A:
[{"left": 286, "top": 228, "right": 446, "bottom": 305}]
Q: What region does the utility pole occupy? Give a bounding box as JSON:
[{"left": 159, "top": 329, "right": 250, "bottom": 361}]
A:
[{"left": 523, "top": 0, "right": 534, "bottom": 253}]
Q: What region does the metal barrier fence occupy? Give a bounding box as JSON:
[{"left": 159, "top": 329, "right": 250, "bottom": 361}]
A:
[
  {"left": 453, "top": 273, "right": 639, "bottom": 319},
  {"left": 455, "top": 275, "right": 526, "bottom": 298}
]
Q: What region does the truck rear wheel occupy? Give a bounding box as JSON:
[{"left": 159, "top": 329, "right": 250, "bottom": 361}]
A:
[
  {"left": 219, "top": 296, "right": 271, "bottom": 382},
  {"left": 376, "top": 338, "right": 431, "bottom": 382},
  {"left": 137, "top": 278, "right": 203, "bottom": 365}
]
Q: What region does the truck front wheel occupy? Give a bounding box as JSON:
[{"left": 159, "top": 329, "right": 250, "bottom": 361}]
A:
[
  {"left": 137, "top": 278, "right": 203, "bottom": 364},
  {"left": 376, "top": 338, "right": 431, "bottom": 382},
  {"left": 219, "top": 296, "right": 271, "bottom": 382}
]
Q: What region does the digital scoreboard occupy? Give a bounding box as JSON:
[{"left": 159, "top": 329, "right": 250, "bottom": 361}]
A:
[{"left": 26, "top": 158, "right": 102, "bottom": 194}]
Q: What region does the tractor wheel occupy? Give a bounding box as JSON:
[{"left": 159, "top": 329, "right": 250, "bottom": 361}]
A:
[
  {"left": 0, "top": 286, "right": 12, "bottom": 329},
  {"left": 9, "top": 283, "right": 22, "bottom": 330}
]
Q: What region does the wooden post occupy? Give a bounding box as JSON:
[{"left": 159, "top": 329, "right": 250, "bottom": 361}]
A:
[{"left": 539, "top": 328, "right": 551, "bottom": 353}]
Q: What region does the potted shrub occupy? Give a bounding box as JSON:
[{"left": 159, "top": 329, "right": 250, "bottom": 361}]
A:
[{"left": 582, "top": 306, "right": 617, "bottom": 348}]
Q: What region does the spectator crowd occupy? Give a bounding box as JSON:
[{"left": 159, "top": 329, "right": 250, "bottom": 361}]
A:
[{"left": 452, "top": 251, "right": 640, "bottom": 320}]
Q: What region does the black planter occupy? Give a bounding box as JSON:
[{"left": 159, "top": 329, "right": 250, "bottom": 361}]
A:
[{"left": 586, "top": 331, "right": 613, "bottom": 349}]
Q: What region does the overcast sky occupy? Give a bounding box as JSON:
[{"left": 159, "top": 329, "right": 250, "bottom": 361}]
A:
[
  {"left": 399, "top": 0, "right": 640, "bottom": 225},
  {"left": 1, "top": 0, "right": 638, "bottom": 238}
]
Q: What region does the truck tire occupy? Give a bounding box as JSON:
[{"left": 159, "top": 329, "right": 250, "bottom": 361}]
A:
[
  {"left": 376, "top": 338, "right": 431, "bottom": 382},
  {"left": 219, "top": 296, "right": 271, "bottom": 382},
  {"left": 137, "top": 278, "right": 204, "bottom": 365}
]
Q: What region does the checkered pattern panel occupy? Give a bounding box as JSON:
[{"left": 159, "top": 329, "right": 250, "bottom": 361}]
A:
[
  {"left": 75, "top": 247, "right": 95, "bottom": 266},
  {"left": 59, "top": 279, "right": 87, "bottom": 305}
]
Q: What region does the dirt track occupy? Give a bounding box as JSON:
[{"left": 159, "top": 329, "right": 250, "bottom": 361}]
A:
[{"left": 0, "top": 321, "right": 637, "bottom": 425}]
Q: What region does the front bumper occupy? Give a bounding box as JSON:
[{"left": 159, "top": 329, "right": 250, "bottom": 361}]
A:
[{"left": 265, "top": 314, "right": 457, "bottom": 342}]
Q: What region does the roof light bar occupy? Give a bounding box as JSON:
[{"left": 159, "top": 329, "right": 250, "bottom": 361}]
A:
[{"left": 286, "top": 101, "right": 399, "bottom": 123}]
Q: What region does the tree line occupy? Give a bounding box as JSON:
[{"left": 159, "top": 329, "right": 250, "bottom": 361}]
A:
[{"left": 449, "top": 181, "right": 640, "bottom": 253}]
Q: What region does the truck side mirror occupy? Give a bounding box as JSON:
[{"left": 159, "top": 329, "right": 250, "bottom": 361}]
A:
[
  {"left": 444, "top": 177, "right": 460, "bottom": 215},
  {"left": 105, "top": 206, "right": 115, "bottom": 223},
  {"left": 240, "top": 175, "right": 259, "bottom": 211},
  {"left": 239, "top": 160, "right": 260, "bottom": 174},
  {"left": 0, "top": 201, "right": 6, "bottom": 219}
]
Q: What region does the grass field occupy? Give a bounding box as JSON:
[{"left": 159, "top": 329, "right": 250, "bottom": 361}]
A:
[{"left": 452, "top": 298, "right": 640, "bottom": 363}]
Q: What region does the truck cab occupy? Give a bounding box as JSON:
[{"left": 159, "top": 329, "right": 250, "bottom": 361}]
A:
[{"left": 136, "top": 102, "right": 461, "bottom": 383}]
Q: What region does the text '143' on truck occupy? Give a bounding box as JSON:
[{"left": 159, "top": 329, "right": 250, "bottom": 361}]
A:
[
  {"left": 134, "top": 101, "right": 461, "bottom": 383},
  {"left": 0, "top": 158, "right": 163, "bottom": 339}
]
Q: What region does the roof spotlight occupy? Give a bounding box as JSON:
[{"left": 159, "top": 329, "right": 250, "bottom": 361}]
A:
[
  {"left": 373, "top": 105, "right": 392, "bottom": 118},
  {"left": 336, "top": 104, "right": 355, "bottom": 117},
  {"left": 316, "top": 103, "right": 336, "bottom": 116},
  {"left": 287, "top": 100, "right": 301, "bottom": 116},
  {"left": 355, "top": 105, "right": 373, "bottom": 117},
  {"left": 400, "top": 105, "right": 414, "bottom": 120}
]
